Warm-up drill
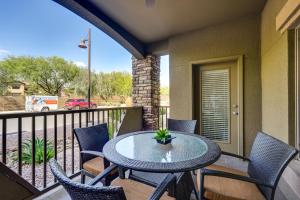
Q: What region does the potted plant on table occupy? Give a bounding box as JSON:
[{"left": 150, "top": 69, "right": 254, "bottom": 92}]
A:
[{"left": 154, "top": 129, "right": 175, "bottom": 144}]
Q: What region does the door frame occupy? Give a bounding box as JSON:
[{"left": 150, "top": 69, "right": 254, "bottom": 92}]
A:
[
  {"left": 190, "top": 55, "right": 244, "bottom": 155},
  {"left": 295, "top": 27, "right": 300, "bottom": 157}
]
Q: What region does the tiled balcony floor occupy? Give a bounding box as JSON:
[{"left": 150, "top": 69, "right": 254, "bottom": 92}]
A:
[
  {"left": 34, "top": 155, "right": 247, "bottom": 200},
  {"left": 34, "top": 155, "right": 293, "bottom": 200}
]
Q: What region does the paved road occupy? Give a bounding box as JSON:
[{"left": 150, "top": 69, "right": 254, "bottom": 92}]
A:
[{"left": 0, "top": 112, "right": 107, "bottom": 134}]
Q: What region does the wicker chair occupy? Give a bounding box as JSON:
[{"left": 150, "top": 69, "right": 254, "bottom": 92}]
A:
[
  {"left": 198, "top": 132, "right": 299, "bottom": 200},
  {"left": 129, "top": 119, "right": 198, "bottom": 200},
  {"left": 49, "top": 159, "right": 176, "bottom": 200},
  {"left": 74, "top": 123, "right": 116, "bottom": 184},
  {"left": 167, "top": 118, "right": 197, "bottom": 134}
]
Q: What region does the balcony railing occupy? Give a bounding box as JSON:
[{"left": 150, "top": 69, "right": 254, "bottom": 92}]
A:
[
  {"left": 159, "top": 106, "right": 170, "bottom": 129},
  {"left": 0, "top": 107, "right": 132, "bottom": 192},
  {"left": 0, "top": 105, "right": 169, "bottom": 193}
]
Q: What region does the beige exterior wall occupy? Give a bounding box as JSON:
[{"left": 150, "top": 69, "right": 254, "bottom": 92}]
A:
[
  {"left": 261, "top": 0, "right": 293, "bottom": 143},
  {"left": 169, "top": 15, "right": 261, "bottom": 155}
]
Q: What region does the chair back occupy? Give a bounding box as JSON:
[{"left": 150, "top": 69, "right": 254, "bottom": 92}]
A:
[
  {"left": 74, "top": 124, "right": 109, "bottom": 163},
  {"left": 248, "top": 132, "right": 298, "bottom": 200},
  {"left": 167, "top": 118, "right": 197, "bottom": 134},
  {"left": 0, "top": 161, "right": 39, "bottom": 199},
  {"left": 49, "top": 159, "right": 126, "bottom": 200}
]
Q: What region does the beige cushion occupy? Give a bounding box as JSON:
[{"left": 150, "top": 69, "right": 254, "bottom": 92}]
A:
[
  {"left": 112, "top": 178, "right": 175, "bottom": 200},
  {"left": 83, "top": 157, "right": 105, "bottom": 176},
  {"left": 197, "top": 165, "right": 265, "bottom": 200}
]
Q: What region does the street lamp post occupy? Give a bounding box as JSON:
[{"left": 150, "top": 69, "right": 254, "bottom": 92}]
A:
[{"left": 78, "top": 28, "right": 91, "bottom": 108}]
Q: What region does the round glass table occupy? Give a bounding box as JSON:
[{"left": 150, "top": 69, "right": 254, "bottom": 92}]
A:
[{"left": 103, "top": 131, "right": 221, "bottom": 173}]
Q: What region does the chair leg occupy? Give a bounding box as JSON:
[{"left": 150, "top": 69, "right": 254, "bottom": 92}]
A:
[
  {"left": 190, "top": 171, "right": 200, "bottom": 200},
  {"left": 193, "top": 185, "right": 200, "bottom": 200},
  {"left": 200, "top": 173, "right": 205, "bottom": 200},
  {"left": 81, "top": 173, "right": 86, "bottom": 184}
]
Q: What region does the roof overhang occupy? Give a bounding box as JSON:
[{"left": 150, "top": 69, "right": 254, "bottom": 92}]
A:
[
  {"left": 53, "top": 0, "right": 146, "bottom": 58},
  {"left": 53, "top": 0, "right": 266, "bottom": 58}
]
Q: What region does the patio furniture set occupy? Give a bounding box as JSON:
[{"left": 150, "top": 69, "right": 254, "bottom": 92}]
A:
[{"left": 49, "top": 119, "right": 298, "bottom": 200}]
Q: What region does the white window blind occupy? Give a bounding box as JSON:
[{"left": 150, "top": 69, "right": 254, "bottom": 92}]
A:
[{"left": 201, "top": 69, "right": 230, "bottom": 142}]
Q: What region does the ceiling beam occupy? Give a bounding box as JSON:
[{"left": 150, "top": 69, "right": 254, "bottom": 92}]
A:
[{"left": 53, "top": 0, "right": 146, "bottom": 59}]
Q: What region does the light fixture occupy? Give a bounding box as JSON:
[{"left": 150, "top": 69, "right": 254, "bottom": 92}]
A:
[{"left": 78, "top": 39, "right": 87, "bottom": 49}]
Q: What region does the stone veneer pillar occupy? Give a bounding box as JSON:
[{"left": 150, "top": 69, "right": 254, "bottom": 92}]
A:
[{"left": 132, "top": 55, "right": 160, "bottom": 130}]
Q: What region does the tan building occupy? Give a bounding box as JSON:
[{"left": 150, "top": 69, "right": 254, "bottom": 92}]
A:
[{"left": 6, "top": 81, "right": 27, "bottom": 96}]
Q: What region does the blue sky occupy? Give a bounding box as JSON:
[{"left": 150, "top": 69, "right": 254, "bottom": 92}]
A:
[{"left": 0, "top": 0, "right": 169, "bottom": 86}]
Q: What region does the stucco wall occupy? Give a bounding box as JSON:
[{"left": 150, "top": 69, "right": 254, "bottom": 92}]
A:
[
  {"left": 169, "top": 15, "right": 261, "bottom": 155},
  {"left": 261, "top": 0, "right": 291, "bottom": 143}
]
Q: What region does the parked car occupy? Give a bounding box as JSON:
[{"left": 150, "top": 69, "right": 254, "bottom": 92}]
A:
[{"left": 64, "top": 98, "right": 97, "bottom": 110}]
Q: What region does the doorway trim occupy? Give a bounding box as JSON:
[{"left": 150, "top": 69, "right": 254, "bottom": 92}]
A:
[
  {"left": 190, "top": 55, "right": 244, "bottom": 155},
  {"left": 295, "top": 27, "right": 300, "bottom": 157}
]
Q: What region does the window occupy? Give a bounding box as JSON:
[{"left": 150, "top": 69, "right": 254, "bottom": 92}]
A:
[
  {"left": 201, "top": 69, "right": 230, "bottom": 142},
  {"left": 11, "top": 84, "right": 21, "bottom": 89}
]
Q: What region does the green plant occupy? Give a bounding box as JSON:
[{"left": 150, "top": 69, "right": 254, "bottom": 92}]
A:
[
  {"left": 21, "top": 138, "right": 54, "bottom": 164},
  {"left": 108, "top": 123, "right": 114, "bottom": 139},
  {"left": 154, "top": 129, "right": 170, "bottom": 143},
  {"left": 160, "top": 108, "right": 166, "bottom": 115}
]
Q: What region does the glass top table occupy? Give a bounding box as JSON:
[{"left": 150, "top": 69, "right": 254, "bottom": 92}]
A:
[{"left": 103, "top": 131, "right": 221, "bottom": 173}]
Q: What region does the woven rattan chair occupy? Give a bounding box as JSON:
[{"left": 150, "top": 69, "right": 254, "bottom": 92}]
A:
[
  {"left": 129, "top": 119, "right": 198, "bottom": 200},
  {"left": 74, "top": 123, "right": 116, "bottom": 184},
  {"left": 167, "top": 118, "right": 197, "bottom": 134},
  {"left": 198, "top": 132, "right": 299, "bottom": 200},
  {"left": 49, "top": 159, "right": 176, "bottom": 200}
]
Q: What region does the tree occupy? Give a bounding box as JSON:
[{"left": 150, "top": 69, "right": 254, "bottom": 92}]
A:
[
  {"left": 160, "top": 86, "right": 169, "bottom": 96},
  {"left": 66, "top": 68, "right": 98, "bottom": 98},
  {"left": 0, "top": 56, "right": 31, "bottom": 95},
  {"left": 0, "top": 66, "right": 10, "bottom": 95},
  {"left": 111, "top": 72, "right": 132, "bottom": 103},
  {"left": 95, "top": 72, "right": 114, "bottom": 102},
  {"left": 0, "top": 56, "right": 79, "bottom": 96}
]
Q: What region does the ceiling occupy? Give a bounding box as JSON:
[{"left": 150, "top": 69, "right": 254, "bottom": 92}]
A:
[
  {"left": 89, "top": 0, "right": 266, "bottom": 43},
  {"left": 54, "top": 0, "right": 266, "bottom": 58}
]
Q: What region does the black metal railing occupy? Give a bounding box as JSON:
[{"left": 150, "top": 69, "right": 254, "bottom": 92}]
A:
[
  {"left": 159, "top": 106, "right": 170, "bottom": 129},
  {"left": 0, "top": 107, "right": 132, "bottom": 191}
]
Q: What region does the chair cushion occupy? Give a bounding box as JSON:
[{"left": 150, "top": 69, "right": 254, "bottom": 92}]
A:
[
  {"left": 197, "top": 165, "right": 265, "bottom": 200},
  {"left": 83, "top": 157, "right": 104, "bottom": 176},
  {"left": 112, "top": 178, "right": 175, "bottom": 200}
]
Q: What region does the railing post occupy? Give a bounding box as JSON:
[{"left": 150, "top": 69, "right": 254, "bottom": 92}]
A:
[
  {"left": 18, "top": 117, "right": 22, "bottom": 175},
  {"left": 71, "top": 113, "right": 75, "bottom": 174},
  {"left": 31, "top": 116, "right": 36, "bottom": 186},
  {"left": 2, "top": 118, "right": 6, "bottom": 164},
  {"left": 63, "top": 113, "right": 66, "bottom": 172},
  {"left": 43, "top": 115, "right": 47, "bottom": 188}
]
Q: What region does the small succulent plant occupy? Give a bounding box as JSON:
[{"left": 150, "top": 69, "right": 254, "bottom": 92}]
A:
[{"left": 154, "top": 129, "right": 170, "bottom": 143}]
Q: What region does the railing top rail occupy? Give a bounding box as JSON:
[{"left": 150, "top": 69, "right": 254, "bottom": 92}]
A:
[{"left": 0, "top": 106, "right": 143, "bottom": 119}]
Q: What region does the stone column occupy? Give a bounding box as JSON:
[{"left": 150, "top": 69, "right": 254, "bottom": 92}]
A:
[{"left": 132, "top": 55, "right": 160, "bottom": 130}]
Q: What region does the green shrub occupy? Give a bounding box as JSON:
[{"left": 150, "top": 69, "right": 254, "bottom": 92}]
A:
[
  {"left": 108, "top": 124, "right": 114, "bottom": 139},
  {"left": 160, "top": 108, "right": 166, "bottom": 115},
  {"left": 21, "top": 138, "right": 54, "bottom": 164}
]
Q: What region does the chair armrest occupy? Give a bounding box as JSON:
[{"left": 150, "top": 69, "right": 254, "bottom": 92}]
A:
[
  {"left": 148, "top": 174, "right": 176, "bottom": 200},
  {"left": 88, "top": 164, "right": 118, "bottom": 186},
  {"left": 200, "top": 168, "right": 272, "bottom": 188},
  {"left": 221, "top": 151, "right": 250, "bottom": 161},
  {"left": 81, "top": 150, "right": 104, "bottom": 158}
]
